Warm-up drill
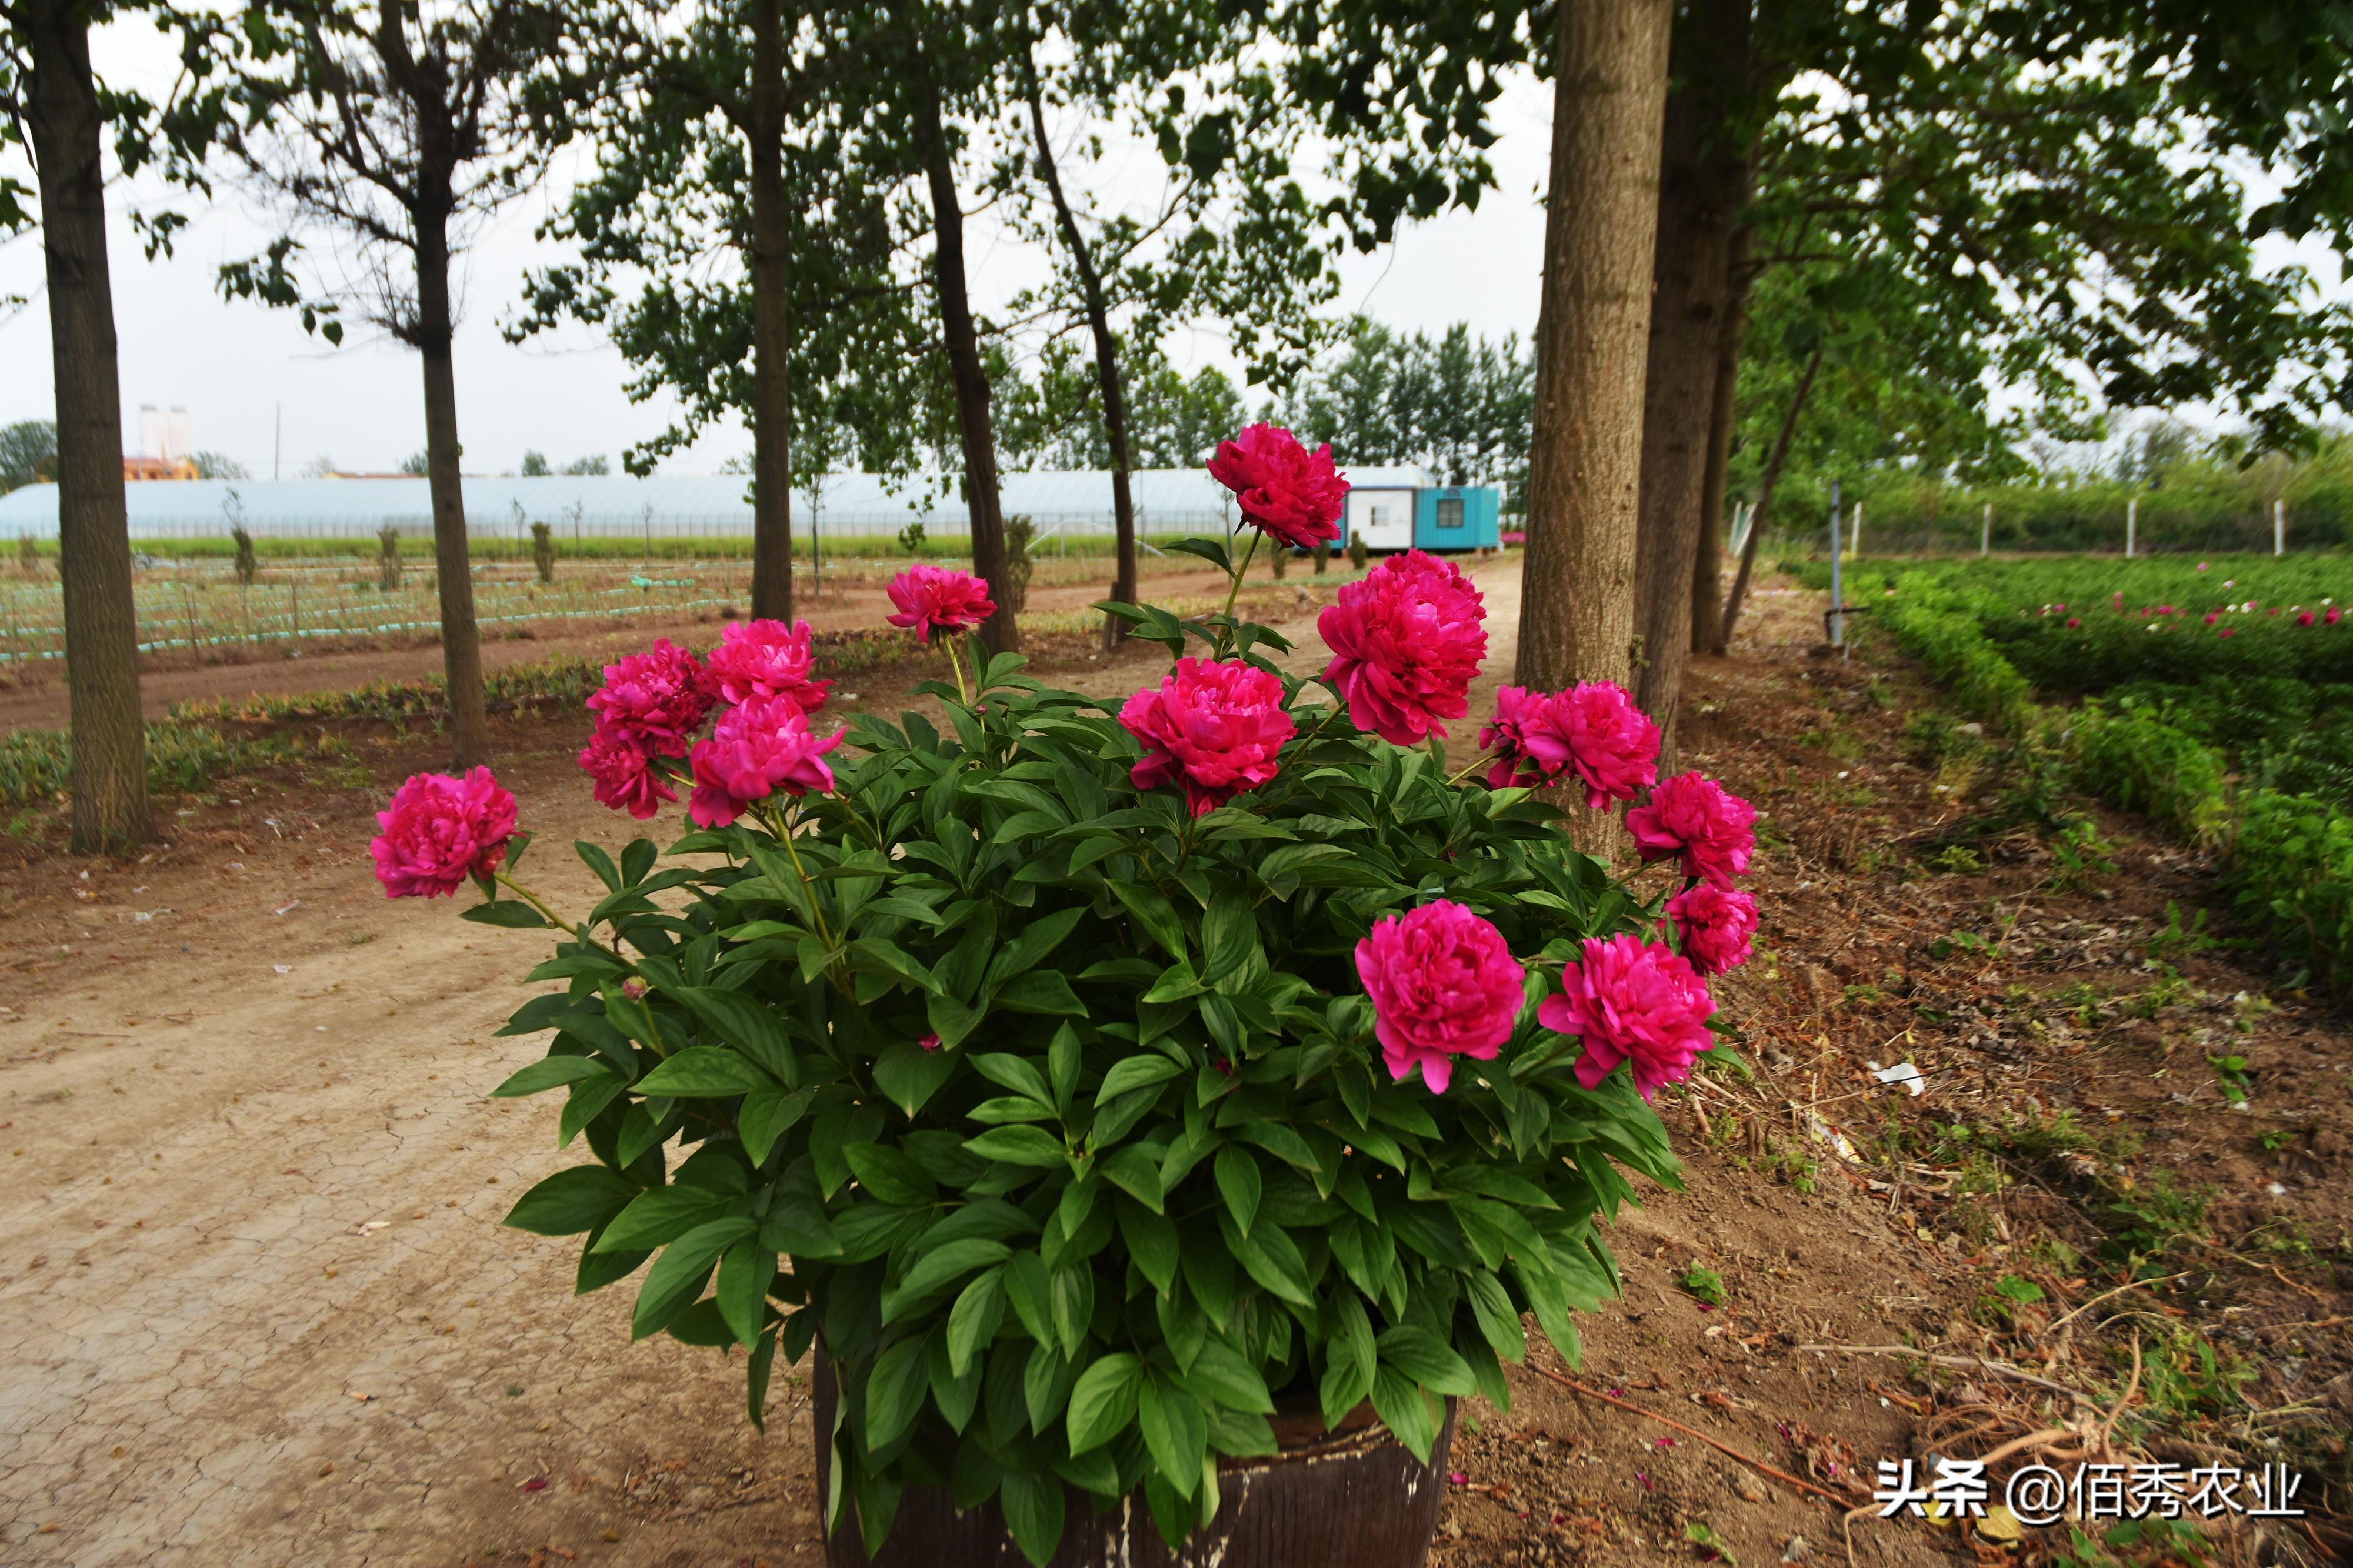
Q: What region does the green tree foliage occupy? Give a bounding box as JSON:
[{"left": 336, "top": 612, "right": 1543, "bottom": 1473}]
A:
[
  {"left": 0, "top": 419, "right": 56, "bottom": 491},
  {"left": 512, "top": 1, "right": 926, "bottom": 484},
  {"left": 1275, "top": 318, "right": 1533, "bottom": 498},
  {"left": 994, "top": 343, "right": 1248, "bottom": 472}
]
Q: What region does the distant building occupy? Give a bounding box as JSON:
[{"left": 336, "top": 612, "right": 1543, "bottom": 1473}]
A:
[{"left": 123, "top": 455, "right": 200, "bottom": 482}]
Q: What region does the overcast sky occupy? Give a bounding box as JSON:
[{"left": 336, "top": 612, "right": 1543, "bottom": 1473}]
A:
[{"left": 0, "top": 24, "right": 1558, "bottom": 479}]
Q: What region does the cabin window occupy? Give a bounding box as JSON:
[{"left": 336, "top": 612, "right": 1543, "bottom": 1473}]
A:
[{"left": 1436, "top": 498, "right": 1465, "bottom": 529}]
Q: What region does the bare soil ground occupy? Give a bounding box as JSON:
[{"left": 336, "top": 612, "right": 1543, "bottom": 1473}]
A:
[{"left": 1, "top": 562, "right": 2345, "bottom": 1568}]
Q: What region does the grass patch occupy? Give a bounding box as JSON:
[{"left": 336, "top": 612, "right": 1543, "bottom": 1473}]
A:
[{"left": 0, "top": 721, "right": 301, "bottom": 809}]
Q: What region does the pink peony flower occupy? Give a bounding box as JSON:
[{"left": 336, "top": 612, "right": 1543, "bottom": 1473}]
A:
[
  {"left": 1626, "top": 772, "right": 1757, "bottom": 886},
  {"left": 2329, "top": 608, "right": 2344, "bottom": 626},
  {"left": 1318, "top": 550, "right": 1487, "bottom": 745},
  {"left": 2219, "top": 627, "right": 2235, "bottom": 639},
  {"left": 1480, "top": 685, "right": 1576, "bottom": 789},
  {"left": 1555, "top": 681, "right": 1661, "bottom": 810},
  {"left": 1666, "top": 882, "right": 1758, "bottom": 975},
  {"left": 2064, "top": 617, "right": 2080, "bottom": 629},
  {"left": 586, "top": 639, "right": 713, "bottom": 754},
  {"left": 1120, "top": 657, "right": 1295, "bottom": 816},
  {"left": 687, "top": 695, "right": 845, "bottom": 827},
  {"left": 885, "top": 565, "right": 996, "bottom": 644},
  {"left": 2198, "top": 562, "right": 2209, "bottom": 572},
  {"left": 1537, "top": 934, "right": 1716, "bottom": 1102},
  {"left": 578, "top": 731, "right": 677, "bottom": 820},
  {"left": 2299, "top": 610, "right": 2317, "bottom": 627},
  {"left": 1206, "top": 422, "right": 1349, "bottom": 550},
  {"left": 2204, "top": 612, "right": 2219, "bottom": 625},
  {"left": 370, "top": 768, "right": 518, "bottom": 899},
  {"left": 705, "top": 618, "right": 832, "bottom": 712},
  {"left": 1353, "top": 900, "right": 1525, "bottom": 1093}
]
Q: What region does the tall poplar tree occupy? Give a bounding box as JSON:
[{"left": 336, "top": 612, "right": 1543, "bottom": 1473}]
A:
[
  {"left": 218, "top": 0, "right": 582, "bottom": 769},
  {"left": 1514, "top": 0, "right": 1671, "bottom": 698},
  {"left": 5, "top": 0, "right": 228, "bottom": 848}
]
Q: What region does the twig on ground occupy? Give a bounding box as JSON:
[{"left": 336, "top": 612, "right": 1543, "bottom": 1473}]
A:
[
  {"left": 2045, "top": 1272, "right": 2191, "bottom": 1335},
  {"left": 1793, "top": 1343, "right": 2097, "bottom": 1406},
  {"left": 1529, "top": 1366, "right": 1848, "bottom": 1506}
]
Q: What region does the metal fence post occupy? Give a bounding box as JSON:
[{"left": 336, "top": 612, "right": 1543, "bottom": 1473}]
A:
[
  {"left": 1980, "top": 502, "right": 1991, "bottom": 558},
  {"left": 2126, "top": 496, "right": 2137, "bottom": 559},
  {"left": 1828, "top": 478, "right": 1844, "bottom": 648},
  {"left": 2275, "top": 498, "right": 2285, "bottom": 556}
]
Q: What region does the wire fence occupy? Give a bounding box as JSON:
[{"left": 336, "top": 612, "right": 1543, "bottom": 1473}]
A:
[{"left": 0, "top": 559, "right": 757, "bottom": 665}]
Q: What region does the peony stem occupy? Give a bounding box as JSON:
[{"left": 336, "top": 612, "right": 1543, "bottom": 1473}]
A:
[
  {"left": 1220, "top": 531, "right": 1262, "bottom": 627},
  {"left": 494, "top": 872, "right": 576, "bottom": 932},
  {"left": 771, "top": 806, "right": 835, "bottom": 948},
  {"left": 941, "top": 636, "right": 972, "bottom": 706},
  {"left": 1445, "top": 753, "right": 1497, "bottom": 786}
]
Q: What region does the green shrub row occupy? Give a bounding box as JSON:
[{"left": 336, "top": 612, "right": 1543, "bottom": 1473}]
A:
[
  {"left": 1853, "top": 561, "right": 2353, "bottom": 997},
  {"left": 2232, "top": 792, "right": 2353, "bottom": 999},
  {"left": 0, "top": 721, "right": 297, "bottom": 810}
]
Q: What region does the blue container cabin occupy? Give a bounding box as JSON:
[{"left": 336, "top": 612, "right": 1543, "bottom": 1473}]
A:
[{"left": 1337, "top": 481, "right": 1501, "bottom": 554}]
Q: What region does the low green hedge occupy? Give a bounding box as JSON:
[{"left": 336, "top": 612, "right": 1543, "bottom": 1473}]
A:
[
  {"left": 2229, "top": 792, "right": 2353, "bottom": 998},
  {"left": 1852, "top": 563, "right": 2353, "bottom": 998}
]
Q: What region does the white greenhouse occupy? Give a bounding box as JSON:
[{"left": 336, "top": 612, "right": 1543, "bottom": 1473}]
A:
[{"left": 0, "top": 466, "right": 1431, "bottom": 545}]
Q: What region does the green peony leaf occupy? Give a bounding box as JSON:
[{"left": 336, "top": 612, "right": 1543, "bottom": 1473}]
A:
[
  {"left": 634, "top": 1046, "right": 772, "bottom": 1098},
  {"left": 1095, "top": 1053, "right": 1184, "bottom": 1105},
  {"left": 503, "top": 1164, "right": 635, "bottom": 1236},
  {"left": 864, "top": 1333, "right": 932, "bottom": 1450},
  {"left": 843, "top": 1143, "right": 936, "bottom": 1207},
  {"left": 493, "top": 1054, "right": 619, "bottom": 1099},
  {"left": 1138, "top": 1374, "right": 1207, "bottom": 1498},
  {"left": 1377, "top": 1324, "right": 1477, "bottom": 1396},
  {"left": 596, "top": 1184, "right": 738, "bottom": 1253},
  {"left": 672, "top": 987, "right": 798, "bottom": 1086},
  {"left": 1214, "top": 1144, "right": 1261, "bottom": 1235},
  {"left": 630, "top": 1216, "right": 755, "bottom": 1340},
  {"left": 1369, "top": 1365, "right": 1438, "bottom": 1464},
  {"left": 964, "top": 1125, "right": 1069, "bottom": 1168},
  {"left": 1065, "top": 1350, "right": 1144, "bottom": 1453},
  {"left": 945, "top": 1266, "right": 1008, "bottom": 1377},
  {"left": 999, "top": 1470, "right": 1064, "bottom": 1568}
]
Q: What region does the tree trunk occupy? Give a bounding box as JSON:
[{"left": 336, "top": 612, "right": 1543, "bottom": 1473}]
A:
[
  {"left": 416, "top": 209, "right": 492, "bottom": 769},
  {"left": 1024, "top": 74, "right": 1136, "bottom": 646},
  {"left": 915, "top": 60, "right": 1016, "bottom": 653},
  {"left": 1719, "top": 340, "right": 1821, "bottom": 648},
  {"left": 1629, "top": 0, "right": 1750, "bottom": 753},
  {"left": 1692, "top": 227, "right": 1753, "bottom": 658},
  {"left": 1517, "top": 0, "right": 1671, "bottom": 699},
  {"left": 25, "top": 0, "right": 154, "bottom": 852},
  {"left": 746, "top": 0, "right": 795, "bottom": 623}
]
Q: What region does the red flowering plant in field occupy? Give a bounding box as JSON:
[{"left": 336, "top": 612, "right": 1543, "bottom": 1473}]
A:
[{"left": 377, "top": 429, "right": 1752, "bottom": 1568}]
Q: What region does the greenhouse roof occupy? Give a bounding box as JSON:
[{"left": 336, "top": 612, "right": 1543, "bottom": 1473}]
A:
[{"left": 0, "top": 465, "right": 1434, "bottom": 540}]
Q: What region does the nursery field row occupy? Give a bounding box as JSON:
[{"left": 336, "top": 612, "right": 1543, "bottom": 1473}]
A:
[{"left": 1819, "top": 555, "right": 2353, "bottom": 997}]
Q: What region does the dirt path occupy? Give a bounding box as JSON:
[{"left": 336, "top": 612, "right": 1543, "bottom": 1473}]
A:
[{"left": 6, "top": 561, "right": 2338, "bottom": 1567}]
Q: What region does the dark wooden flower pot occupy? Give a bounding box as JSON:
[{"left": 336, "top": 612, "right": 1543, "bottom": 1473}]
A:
[{"left": 811, "top": 1353, "right": 1456, "bottom": 1568}]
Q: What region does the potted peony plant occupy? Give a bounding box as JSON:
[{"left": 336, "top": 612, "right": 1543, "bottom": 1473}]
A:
[{"left": 374, "top": 423, "right": 1758, "bottom": 1567}]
